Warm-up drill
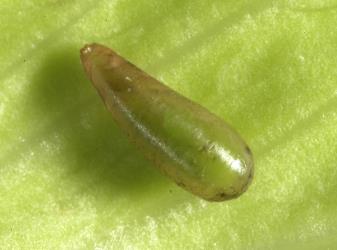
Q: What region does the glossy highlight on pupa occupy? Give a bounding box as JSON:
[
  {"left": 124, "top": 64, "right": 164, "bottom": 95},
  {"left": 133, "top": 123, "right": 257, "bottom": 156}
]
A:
[{"left": 80, "top": 43, "right": 254, "bottom": 201}]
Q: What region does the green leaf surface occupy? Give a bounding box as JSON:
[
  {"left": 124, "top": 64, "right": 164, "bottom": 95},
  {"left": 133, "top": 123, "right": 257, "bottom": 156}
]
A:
[{"left": 1, "top": 0, "right": 337, "bottom": 249}]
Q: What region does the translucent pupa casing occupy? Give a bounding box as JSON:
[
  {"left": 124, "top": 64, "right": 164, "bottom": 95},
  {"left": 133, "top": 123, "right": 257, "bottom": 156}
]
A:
[{"left": 80, "top": 43, "right": 253, "bottom": 201}]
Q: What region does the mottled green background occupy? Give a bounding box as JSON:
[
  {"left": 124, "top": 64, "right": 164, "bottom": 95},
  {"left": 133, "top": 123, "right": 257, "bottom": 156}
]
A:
[{"left": 1, "top": 0, "right": 337, "bottom": 249}]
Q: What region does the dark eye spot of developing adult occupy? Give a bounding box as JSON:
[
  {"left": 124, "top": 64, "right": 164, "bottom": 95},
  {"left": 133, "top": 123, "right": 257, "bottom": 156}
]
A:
[
  {"left": 176, "top": 181, "right": 186, "bottom": 188},
  {"left": 245, "top": 146, "right": 252, "bottom": 155}
]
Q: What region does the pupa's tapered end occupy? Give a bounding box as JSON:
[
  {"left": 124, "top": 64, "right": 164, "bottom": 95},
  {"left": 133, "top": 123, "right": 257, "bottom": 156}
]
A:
[
  {"left": 80, "top": 43, "right": 124, "bottom": 78},
  {"left": 80, "top": 43, "right": 100, "bottom": 77}
]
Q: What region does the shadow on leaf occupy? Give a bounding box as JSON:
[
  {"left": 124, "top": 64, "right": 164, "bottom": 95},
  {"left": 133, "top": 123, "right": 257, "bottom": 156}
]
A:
[{"left": 29, "top": 45, "right": 170, "bottom": 200}]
